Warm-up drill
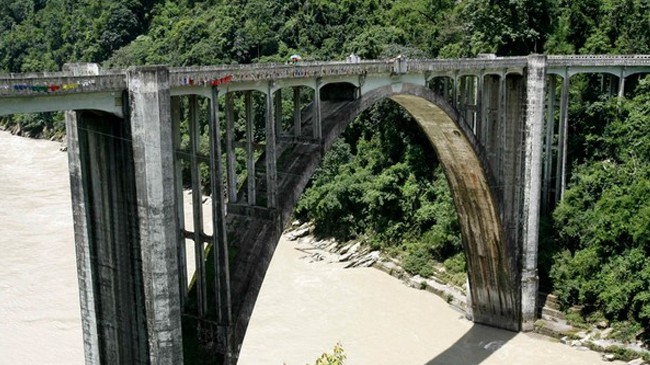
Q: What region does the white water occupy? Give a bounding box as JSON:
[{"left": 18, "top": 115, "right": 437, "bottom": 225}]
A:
[{"left": 0, "top": 131, "right": 623, "bottom": 364}]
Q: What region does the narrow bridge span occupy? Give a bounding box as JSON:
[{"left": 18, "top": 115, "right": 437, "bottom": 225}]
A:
[{"left": 2, "top": 54, "right": 650, "bottom": 365}]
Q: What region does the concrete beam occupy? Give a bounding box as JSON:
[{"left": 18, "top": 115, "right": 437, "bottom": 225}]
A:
[
  {"left": 0, "top": 92, "right": 123, "bottom": 117},
  {"left": 127, "top": 66, "right": 183, "bottom": 364}
]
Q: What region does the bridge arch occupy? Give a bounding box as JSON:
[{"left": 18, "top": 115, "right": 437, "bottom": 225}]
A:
[
  {"left": 316, "top": 82, "right": 518, "bottom": 329},
  {"left": 226, "top": 81, "right": 526, "bottom": 350},
  {"left": 229, "top": 80, "right": 532, "bottom": 358}
]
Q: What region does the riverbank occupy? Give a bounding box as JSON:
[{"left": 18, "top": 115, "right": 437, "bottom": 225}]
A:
[
  {"left": 239, "top": 224, "right": 628, "bottom": 364},
  {"left": 280, "top": 221, "right": 649, "bottom": 364}
]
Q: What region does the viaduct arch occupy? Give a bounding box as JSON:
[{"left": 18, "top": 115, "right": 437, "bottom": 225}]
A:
[
  {"left": 328, "top": 84, "right": 518, "bottom": 330},
  {"left": 224, "top": 75, "right": 541, "bottom": 364}
]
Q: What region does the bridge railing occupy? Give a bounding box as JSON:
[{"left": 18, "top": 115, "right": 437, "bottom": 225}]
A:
[
  {"left": 408, "top": 57, "right": 528, "bottom": 74},
  {"left": 168, "top": 60, "right": 395, "bottom": 86},
  {"left": 548, "top": 54, "right": 650, "bottom": 67},
  {"left": 0, "top": 74, "right": 125, "bottom": 96},
  {"left": 5, "top": 55, "right": 650, "bottom": 99}
]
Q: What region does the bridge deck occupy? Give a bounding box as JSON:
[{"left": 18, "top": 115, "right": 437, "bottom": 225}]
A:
[{"left": 2, "top": 55, "right": 650, "bottom": 104}]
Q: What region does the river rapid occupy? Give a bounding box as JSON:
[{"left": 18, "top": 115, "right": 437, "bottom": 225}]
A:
[{"left": 0, "top": 131, "right": 623, "bottom": 364}]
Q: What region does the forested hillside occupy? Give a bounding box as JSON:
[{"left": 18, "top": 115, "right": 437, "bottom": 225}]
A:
[{"left": 2, "top": 0, "right": 650, "bottom": 341}]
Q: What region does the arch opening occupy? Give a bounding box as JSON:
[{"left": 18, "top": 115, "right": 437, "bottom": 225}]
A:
[
  {"left": 320, "top": 82, "right": 358, "bottom": 102},
  {"left": 389, "top": 90, "right": 518, "bottom": 328},
  {"left": 229, "top": 82, "right": 523, "bottom": 361}
]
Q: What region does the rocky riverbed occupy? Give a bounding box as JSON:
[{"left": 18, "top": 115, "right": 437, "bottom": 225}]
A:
[{"left": 279, "top": 221, "right": 649, "bottom": 365}]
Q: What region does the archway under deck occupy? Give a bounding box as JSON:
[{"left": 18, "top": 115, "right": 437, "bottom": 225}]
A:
[{"left": 234, "top": 82, "right": 523, "bottom": 356}]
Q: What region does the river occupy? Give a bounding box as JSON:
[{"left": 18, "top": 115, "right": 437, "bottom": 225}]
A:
[{"left": 0, "top": 130, "right": 622, "bottom": 364}]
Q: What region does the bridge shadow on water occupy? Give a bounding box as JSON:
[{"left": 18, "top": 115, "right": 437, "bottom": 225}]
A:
[{"left": 423, "top": 324, "right": 517, "bottom": 365}]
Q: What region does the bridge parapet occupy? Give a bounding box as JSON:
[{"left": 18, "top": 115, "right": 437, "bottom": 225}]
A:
[
  {"left": 5, "top": 55, "right": 650, "bottom": 100},
  {"left": 547, "top": 55, "right": 650, "bottom": 76},
  {"left": 548, "top": 54, "right": 650, "bottom": 66},
  {"left": 0, "top": 73, "right": 125, "bottom": 96},
  {"left": 409, "top": 57, "right": 528, "bottom": 75},
  {"left": 168, "top": 60, "right": 393, "bottom": 86}
]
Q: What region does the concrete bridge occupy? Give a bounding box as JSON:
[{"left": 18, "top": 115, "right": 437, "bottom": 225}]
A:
[{"left": 2, "top": 54, "right": 650, "bottom": 364}]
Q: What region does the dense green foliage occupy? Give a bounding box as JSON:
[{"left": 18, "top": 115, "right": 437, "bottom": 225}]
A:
[
  {"left": 294, "top": 101, "right": 462, "bottom": 278},
  {"left": 0, "top": 0, "right": 156, "bottom": 138},
  {"left": 548, "top": 80, "right": 650, "bottom": 337},
  {"left": 1, "top": 0, "right": 155, "bottom": 72},
  {"left": 2, "top": 0, "right": 650, "bottom": 339}
]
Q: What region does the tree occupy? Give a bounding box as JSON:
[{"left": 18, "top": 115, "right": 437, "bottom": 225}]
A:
[
  {"left": 549, "top": 78, "right": 650, "bottom": 335},
  {"left": 458, "top": 0, "right": 555, "bottom": 56}
]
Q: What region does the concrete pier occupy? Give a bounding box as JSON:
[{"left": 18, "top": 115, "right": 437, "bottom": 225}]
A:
[
  {"left": 127, "top": 66, "right": 183, "bottom": 364},
  {"left": 520, "top": 55, "right": 547, "bottom": 331}
]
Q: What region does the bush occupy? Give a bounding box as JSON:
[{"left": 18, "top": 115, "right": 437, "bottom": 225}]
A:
[
  {"left": 312, "top": 343, "right": 346, "bottom": 365},
  {"left": 402, "top": 244, "right": 434, "bottom": 278}
]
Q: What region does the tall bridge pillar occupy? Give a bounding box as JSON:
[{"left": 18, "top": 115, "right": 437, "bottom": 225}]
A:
[
  {"left": 64, "top": 63, "right": 102, "bottom": 365},
  {"left": 65, "top": 65, "right": 183, "bottom": 364},
  {"left": 520, "top": 55, "right": 546, "bottom": 330},
  {"left": 126, "top": 66, "right": 183, "bottom": 364}
]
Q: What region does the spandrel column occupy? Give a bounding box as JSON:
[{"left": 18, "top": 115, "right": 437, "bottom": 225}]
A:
[
  {"left": 208, "top": 86, "right": 234, "bottom": 361},
  {"left": 245, "top": 91, "right": 256, "bottom": 206},
  {"left": 542, "top": 76, "right": 556, "bottom": 213},
  {"left": 225, "top": 92, "right": 238, "bottom": 203},
  {"left": 266, "top": 83, "right": 278, "bottom": 208},
  {"left": 556, "top": 73, "right": 569, "bottom": 203},
  {"left": 293, "top": 86, "right": 302, "bottom": 137},
  {"left": 171, "top": 95, "right": 188, "bottom": 306},
  {"left": 188, "top": 94, "right": 207, "bottom": 317}
]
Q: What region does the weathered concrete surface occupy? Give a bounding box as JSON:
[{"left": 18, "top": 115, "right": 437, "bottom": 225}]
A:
[
  {"left": 63, "top": 64, "right": 101, "bottom": 365},
  {"left": 127, "top": 66, "right": 183, "bottom": 365},
  {"left": 520, "top": 55, "right": 547, "bottom": 331},
  {"left": 65, "top": 64, "right": 150, "bottom": 364},
  {"left": 76, "top": 112, "right": 151, "bottom": 364},
  {"left": 390, "top": 86, "right": 519, "bottom": 331}
]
